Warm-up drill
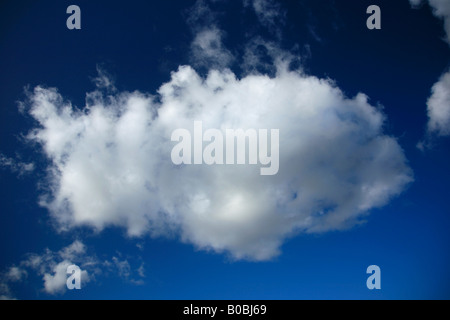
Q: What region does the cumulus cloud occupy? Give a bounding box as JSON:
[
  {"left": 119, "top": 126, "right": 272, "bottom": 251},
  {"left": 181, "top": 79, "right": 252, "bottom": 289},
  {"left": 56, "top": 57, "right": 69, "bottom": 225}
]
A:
[
  {"left": 13, "top": 0, "right": 412, "bottom": 262},
  {"left": 410, "top": 0, "right": 450, "bottom": 140},
  {"left": 22, "top": 59, "right": 412, "bottom": 261}
]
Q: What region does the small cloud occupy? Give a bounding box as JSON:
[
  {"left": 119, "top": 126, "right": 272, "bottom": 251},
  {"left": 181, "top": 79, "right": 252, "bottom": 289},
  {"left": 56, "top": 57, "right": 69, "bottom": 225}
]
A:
[
  {"left": 2, "top": 241, "right": 145, "bottom": 298},
  {"left": 410, "top": 1, "right": 450, "bottom": 145},
  {"left": 0, "top": 241, "right": 92, "bottom": 297}
]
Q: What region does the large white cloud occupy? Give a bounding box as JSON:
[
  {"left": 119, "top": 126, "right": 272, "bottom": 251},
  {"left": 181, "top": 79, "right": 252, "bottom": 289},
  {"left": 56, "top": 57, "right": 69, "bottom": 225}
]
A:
[{"left": 24, "top": 60, "right": 412, "bottom": 261}]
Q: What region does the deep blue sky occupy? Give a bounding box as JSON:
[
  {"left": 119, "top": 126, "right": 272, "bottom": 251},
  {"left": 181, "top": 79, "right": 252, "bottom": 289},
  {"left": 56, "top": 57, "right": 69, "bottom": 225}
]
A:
[{"left": 1, "top": 0, "right": 449, "bottom": 299}]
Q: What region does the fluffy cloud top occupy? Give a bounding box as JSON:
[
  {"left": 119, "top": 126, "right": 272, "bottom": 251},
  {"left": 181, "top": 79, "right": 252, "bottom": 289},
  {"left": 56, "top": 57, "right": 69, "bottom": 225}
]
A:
[{"left": 24, "top": 61, "right": 412, "bottom": 261}]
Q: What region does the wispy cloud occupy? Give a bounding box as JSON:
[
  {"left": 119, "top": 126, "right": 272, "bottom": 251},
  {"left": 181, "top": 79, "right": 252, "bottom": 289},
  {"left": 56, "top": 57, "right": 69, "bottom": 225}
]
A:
[
  {"left": 91, "top": 64, "right": 116, "bottom": 91},
  {"left": 186, "top": 0, "right": 234, "bottom": 70},
  {"left": 244, "top": 0, "right": 286, "bottom": 39},
  {"left": 241, "top": 37, "right": 302, "bottom": 76},
  {"left": 104, "top": 256, "right": 145, "bottom": 285},
  {"left": 0, "top": 154, "right": 34, "bottom": 176}
]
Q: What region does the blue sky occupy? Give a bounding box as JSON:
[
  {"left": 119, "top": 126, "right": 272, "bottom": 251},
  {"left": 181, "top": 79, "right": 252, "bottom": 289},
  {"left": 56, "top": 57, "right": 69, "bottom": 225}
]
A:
[{"left": 0, "top": 0, "right": 449, "bottom": 300}]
